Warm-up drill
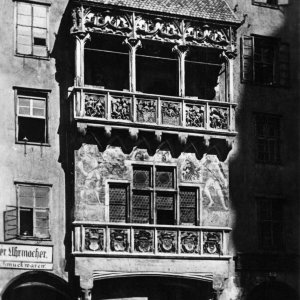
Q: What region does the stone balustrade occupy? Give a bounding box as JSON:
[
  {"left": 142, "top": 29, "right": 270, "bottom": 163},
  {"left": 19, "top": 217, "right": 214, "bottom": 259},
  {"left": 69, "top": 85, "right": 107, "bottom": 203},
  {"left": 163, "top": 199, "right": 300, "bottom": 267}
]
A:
[
  {"left": 71, "top": 87, "right": 236, "bottom": 135},
  {"left": 73, "top": 223, "right": 231, "bottom": 258}
]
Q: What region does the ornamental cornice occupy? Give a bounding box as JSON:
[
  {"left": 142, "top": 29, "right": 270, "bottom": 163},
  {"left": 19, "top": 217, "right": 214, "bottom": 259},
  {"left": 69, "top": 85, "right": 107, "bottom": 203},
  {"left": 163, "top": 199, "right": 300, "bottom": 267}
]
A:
[{"left": 71, "top": 5, "right": 237, "bottom": 52}]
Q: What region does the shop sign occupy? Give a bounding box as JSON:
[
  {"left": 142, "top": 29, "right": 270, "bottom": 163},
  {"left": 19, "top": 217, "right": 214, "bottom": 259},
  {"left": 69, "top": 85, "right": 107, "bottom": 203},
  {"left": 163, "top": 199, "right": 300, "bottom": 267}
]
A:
[{"left": 0, "top": 243, "right": 53, "bottom": 270}]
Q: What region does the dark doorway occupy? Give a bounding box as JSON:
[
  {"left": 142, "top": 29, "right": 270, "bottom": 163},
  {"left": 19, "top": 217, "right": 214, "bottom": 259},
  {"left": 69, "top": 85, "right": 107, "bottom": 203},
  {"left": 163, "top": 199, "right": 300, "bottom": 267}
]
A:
[{"left": 92, "top": 276, "right": 212, "bottom": 300}]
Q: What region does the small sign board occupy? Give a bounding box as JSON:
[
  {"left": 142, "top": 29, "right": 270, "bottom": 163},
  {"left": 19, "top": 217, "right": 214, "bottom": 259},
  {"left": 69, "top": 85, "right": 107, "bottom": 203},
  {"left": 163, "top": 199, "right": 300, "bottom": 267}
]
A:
[{"left": 0, "top": 243, "right": 53, "bottom": 270}]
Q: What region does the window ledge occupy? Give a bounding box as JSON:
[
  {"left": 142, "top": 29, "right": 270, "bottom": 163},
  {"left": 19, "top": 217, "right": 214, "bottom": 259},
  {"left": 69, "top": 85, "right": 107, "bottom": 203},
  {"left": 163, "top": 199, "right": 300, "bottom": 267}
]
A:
[
  {"left": 15, "top": 53, "right": 50, "bottom": 61},
  {"left": 252, "top": 2, "right": 279, "bottom": 9},
  {"left": 17, "top": 236, "right": 51, "bottom": 241},
  {"left": 16, "top": 141, "right": 51, "bottom": 147}
]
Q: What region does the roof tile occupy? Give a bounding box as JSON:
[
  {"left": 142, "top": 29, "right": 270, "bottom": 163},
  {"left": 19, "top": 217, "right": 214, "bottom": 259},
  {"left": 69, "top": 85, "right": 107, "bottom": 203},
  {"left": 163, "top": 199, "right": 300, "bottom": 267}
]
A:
[{"left": 83, "top": 0, "right": 240, "bottom": 24}]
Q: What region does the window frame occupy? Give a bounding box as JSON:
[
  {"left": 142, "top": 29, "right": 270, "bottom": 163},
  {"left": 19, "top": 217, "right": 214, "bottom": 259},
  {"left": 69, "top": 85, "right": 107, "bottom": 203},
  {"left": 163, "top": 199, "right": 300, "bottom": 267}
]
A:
[
  {"left": 14, "top": 86, "right": 51, "bottom": 146},
  {"left": 254, "top": 113, "right": 281, "bottom": 165},
  {"left": 4, "top": 182, "right": 52, "bottom": 241},
  {"left": 108, "top": 164, "right": 200, "bottom": 226},
  {"left": 252, "top": 0, "right": 289, "bottom": 8},
  {"left": 256, "top": 196, "right": 284, "bottom": 251},
  {"left": 241, "top": 35, "right": 289, "bottom": 87},
  {"left": 14, "top": 0, "right": 50, "bottom": 59}
]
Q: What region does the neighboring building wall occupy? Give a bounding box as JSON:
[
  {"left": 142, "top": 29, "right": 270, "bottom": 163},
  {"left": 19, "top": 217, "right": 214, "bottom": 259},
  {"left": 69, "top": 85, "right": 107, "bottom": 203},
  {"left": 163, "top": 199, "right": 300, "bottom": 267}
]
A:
[
  {"left": 0, "top": 0, "right": 70, "bottom": 296},
  {"left": 225, "top": 0, "right": 300, "bottom": 298}
]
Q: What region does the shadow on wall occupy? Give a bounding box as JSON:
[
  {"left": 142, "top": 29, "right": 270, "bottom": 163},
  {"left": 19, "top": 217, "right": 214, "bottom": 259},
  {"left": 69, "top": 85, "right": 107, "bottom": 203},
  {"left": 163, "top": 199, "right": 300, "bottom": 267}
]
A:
[
  {"left": 51, "top": 1, "right": 80, "bottom": 296},
  {"left": 228, "top": 0, "right": 300, "bottom": 299}
]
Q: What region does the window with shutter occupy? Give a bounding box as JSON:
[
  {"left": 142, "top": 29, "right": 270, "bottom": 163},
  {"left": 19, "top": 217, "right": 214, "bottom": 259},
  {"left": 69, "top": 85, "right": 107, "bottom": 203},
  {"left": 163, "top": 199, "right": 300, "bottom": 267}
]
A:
[
  {"left": 241, "top": 36, "right": 254, "bottom": 83},
  {"left": 3, "top": 184, "right": 51, "bottom": 240},
  {"left": 241, "top": 35, "right": 289, "bottom": 87},
  {"left": 4, "top": 207, "right": 18, "bottom": 241},
  {"left": 16, "top": 2, "right": 49, "bottom": 58}
]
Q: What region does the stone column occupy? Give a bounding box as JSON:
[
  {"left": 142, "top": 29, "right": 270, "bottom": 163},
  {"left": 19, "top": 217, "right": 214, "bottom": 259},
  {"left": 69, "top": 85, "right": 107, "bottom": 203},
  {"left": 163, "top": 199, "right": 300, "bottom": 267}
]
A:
[
  {"left": 80, "top": 275, "right": 93, "bottom": 300},
  {"left": 173, "top": 45, "right": 189, "bottom": 97},
  {"left": 222, "top": 51, "right": 236, "bottom": 103},
  {"left": 74, "top": 33, "right": 91, "bottom": 86},
  {"left": 124, "top": 38, "right": 142, "bottom": 92},
  {"left": 212, "top": 275, "right": 225, "bottom": 300}
]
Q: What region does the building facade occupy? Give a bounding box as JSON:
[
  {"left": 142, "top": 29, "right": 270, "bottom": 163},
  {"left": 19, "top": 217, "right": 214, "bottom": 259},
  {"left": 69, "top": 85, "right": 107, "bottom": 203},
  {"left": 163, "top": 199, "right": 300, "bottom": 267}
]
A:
[{"left": 0, "top": 0, "right": 298, "bottom": 300}]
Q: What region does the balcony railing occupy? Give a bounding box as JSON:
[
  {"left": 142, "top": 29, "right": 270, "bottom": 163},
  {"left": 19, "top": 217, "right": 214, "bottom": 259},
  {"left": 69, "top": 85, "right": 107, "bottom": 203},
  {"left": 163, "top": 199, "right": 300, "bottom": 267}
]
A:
[
  {"left": 71, "top": 87, "right": 236, "bottom": 135},
  {"left": 73, "top": 222, "right": 231, "bottom": 258}
]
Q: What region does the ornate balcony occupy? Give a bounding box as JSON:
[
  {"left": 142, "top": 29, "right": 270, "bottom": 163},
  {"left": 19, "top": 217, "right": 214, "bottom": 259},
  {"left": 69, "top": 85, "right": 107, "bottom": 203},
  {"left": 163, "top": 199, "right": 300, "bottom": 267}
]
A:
[
  {"left": 71, "top": 86, "right": 237, "bottom": 139},
  {"left": 72, "top": 222, "right": 231, "bottom": 258}
]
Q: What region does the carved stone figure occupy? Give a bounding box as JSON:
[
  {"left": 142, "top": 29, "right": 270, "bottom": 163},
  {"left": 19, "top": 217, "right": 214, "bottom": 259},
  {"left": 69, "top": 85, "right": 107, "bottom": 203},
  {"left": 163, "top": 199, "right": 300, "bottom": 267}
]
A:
[
  {"left": 203, "top": 232, "right": 222, "bottom": 255},
  {"left": 181, "top": 231, "right": 199, "bottom": 254},
  {"left": 110, "top": 230, "right": 129, "bottom": 252},
  {"left": 134, "top": 230, "right": 153, "bottom": 252},
  {"left": 85, "top": 228, "right": 104, "bottom": 251},
  {"left": 158, "top": 231, "right": 176, "bottom": 253}
]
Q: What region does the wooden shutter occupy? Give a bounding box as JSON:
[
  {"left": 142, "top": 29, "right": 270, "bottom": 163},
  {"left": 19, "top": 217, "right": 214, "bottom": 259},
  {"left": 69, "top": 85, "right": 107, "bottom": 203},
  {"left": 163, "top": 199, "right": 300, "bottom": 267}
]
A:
[
  {"left": 241, "top": 36, "right": 254, "bottom": 83},
  {"left": 4, "top": 207, "right": 18, "bottom": 240},
  {"left": 278, "top": 43, "right": 289, "bottom": 87}
]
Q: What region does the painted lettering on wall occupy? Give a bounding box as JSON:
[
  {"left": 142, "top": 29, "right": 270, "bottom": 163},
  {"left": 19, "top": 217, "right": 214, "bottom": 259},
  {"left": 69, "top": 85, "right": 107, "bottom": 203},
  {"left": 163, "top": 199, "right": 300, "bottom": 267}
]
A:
[{"left": 0, "top": 243, "right": 53, "bottom": 270}]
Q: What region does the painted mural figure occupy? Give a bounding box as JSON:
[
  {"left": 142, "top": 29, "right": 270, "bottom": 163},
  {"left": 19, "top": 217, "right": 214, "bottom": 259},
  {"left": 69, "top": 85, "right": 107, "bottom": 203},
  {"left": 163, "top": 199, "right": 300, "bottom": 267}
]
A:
[
  {"left": 202, "top": 155, "right": 228, "bottom": 211},
  {"left": 182, "top": 155, "right": 229, "bottom": 211},
  {"left": 77, "top": 145, "right": 102, "bottom": 204}
]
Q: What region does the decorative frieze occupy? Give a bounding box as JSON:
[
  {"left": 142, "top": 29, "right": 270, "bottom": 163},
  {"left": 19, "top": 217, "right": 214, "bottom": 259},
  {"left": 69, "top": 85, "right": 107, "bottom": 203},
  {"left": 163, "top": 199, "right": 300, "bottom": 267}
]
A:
[
  {"left": 158, "top": 231, "right": 177, "bottom": 253},
  {"left": 185, "top": 23, "right": 230, "bottom": 47},
  {"left": 203, "top": 232, "right": 222, "bottom": 255},
  {"left": 161, "top": 101, "right": 181, "bottom": 126},
  {"left": 111, "top": 96, "right": 131, "bottom": 120},
  {"left": 136, "top": 99, "right": 157, "bottom": 123},
  {"left": 85, "top": 94, "right": 106, "bottom": 118},
  {"left": 85, "top": 11, "right": 132, "bottom": 36},
  {"left": 186, "top": 105, "right": 205, "bottom": 128},
  {"left": 134, "top": 229, "right": 153, "bottom": 253},
  {"left": 85, "top": 227, "right": 104, "bottom": 251},
  {"left": 110, "top": 229, "right": 129, "bottom": 252},
  {"left": 71, "top": 7, "right": 236, "bottom": 52},
  {"left": 181, "top": 231, "right": 199, "bottom": 254},
  {"left": 210, "top": 107, "right": 229, "bottom": 130}
]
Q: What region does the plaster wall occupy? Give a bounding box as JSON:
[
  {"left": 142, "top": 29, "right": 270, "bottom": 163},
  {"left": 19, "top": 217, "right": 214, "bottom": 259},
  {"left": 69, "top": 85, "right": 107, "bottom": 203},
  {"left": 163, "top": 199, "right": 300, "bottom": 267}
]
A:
[{"left": 0, "top": 0, "right": 70, "bottom": 294}]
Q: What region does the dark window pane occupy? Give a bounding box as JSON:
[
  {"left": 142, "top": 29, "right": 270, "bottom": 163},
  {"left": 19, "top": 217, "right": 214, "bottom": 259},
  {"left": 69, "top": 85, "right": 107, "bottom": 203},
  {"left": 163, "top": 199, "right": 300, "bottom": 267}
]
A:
[
  {"left": 136, "top": 41, "right": 178, "bottom": 96},
  {"left": 20, "top": 208, "right": 33, "bottom": 236},
  {"left": 33, "top": 37, "right": 46, "bottom": 46},
  {"left": 132, "top": 192, "right": 151, "bottom": 224},
  {"left": 85, "top": 50, "right": 129, "bottom": 90},
  {"left": 156, "top": 193, "right": 175, "bottom": 225},
  {"left": 18, "top": 117, "right": 46, "bottom": 143},
  {"left": 133, "top": 167, "right": 151, "bottom": 188},
  {"left": 180, "top": 188, "right": 196, "bottom": 225},
  {"left": 155, "top": 167, "right": 174, "bottom": 188},
  {"left": 109, "top": 185, "right": 127, "bottom": 222}
]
